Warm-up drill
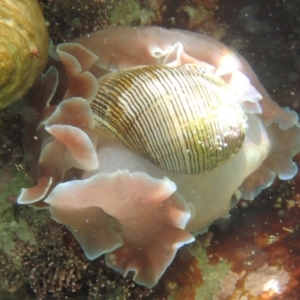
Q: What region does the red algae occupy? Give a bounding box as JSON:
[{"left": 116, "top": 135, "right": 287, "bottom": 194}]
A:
[
  {"left": 150, "top": 247, "right": 203, "bottom": 300},
  {"left": 202, "top": 154, "right": 300, "bottom": 298}
]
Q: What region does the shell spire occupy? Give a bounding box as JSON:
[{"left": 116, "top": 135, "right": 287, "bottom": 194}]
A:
[{"left": 0, "top": 0, "right": 49, "bottom": 109}]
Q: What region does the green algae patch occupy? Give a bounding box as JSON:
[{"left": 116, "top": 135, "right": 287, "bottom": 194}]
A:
[
  {"left": 109, "top": 0, "right": 155, "bottom": 26},
  {"left": 0, "top": 162, "right": 48, "bottom": 256},
  {"left": 188, "top": 240, "right": 232, "bottom": 300},
  {"left": 0, "top": 164, "right": 32, "bottom": 218},
  {"left": 0, "top": 161, "right": 50, "bottom": 297}
]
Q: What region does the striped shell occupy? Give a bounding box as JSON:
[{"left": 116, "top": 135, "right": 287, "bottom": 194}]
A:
[
  {"left": 91, "top": 64, "right": 247, "bottom": 174},
  {"left": 0, "top": 0, "right": 49, "bottom": 109}
]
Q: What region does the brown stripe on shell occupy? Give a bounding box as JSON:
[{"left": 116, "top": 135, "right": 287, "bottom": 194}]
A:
[{"left": 91, "top": 64, "right": 247, "bottom": 174}]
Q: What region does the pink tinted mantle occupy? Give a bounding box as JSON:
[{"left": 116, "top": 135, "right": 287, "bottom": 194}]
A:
[{"left": 18, "top": 26, "right": 300, "bottom": 288}]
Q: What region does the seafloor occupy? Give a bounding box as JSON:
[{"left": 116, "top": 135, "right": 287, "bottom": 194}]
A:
[{"left": 0, "top": 0, "right": 300, "bottom": 299}]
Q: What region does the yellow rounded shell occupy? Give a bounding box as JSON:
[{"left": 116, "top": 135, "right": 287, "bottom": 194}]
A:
[
  {"left": 92, "top": 64, "right": 246, "bottom": 174},
  {"left": 0, "top": 0, "right": 49, "bottom": 109}
]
